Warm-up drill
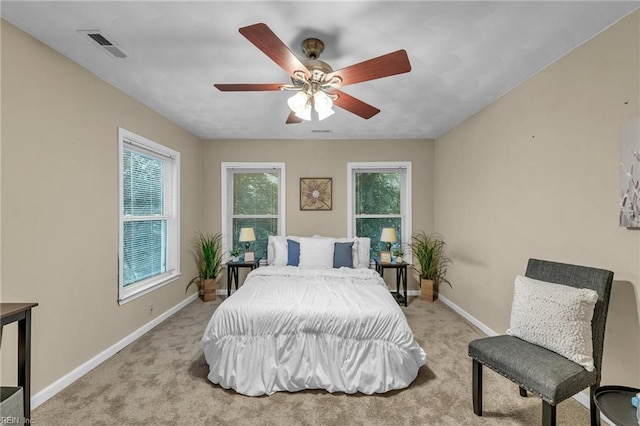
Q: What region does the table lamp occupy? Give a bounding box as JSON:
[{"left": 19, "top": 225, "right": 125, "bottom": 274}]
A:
[
  {"left": 380, "top": 227, "right": 397, "bottom": 252},
  {"left": 239, "top": 227, "right": 256, "bottom": 252}
]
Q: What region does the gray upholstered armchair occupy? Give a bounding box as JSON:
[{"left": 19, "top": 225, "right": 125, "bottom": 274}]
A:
[{"left": 468, "top": 259, "right": 614, "bottom": 426}]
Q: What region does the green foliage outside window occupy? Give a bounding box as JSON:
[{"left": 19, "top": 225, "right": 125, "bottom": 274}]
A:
[
  {"left": 355, "top": 172, "right": 400, "bottom": 215},
  {"left": 356, "top": 218, "right": 402, "bottom": 258},
  {"left": 232, "top": 172, "right": 279, "bottom": 259},
  {"left": 233, "top": 173, "right": 278, "bottom": 215},
  {"left": 355, "top": 171, "right": 402, "bottom": 258}
]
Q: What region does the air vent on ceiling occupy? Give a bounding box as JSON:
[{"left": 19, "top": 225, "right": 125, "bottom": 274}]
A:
[
  {"left": 311, "top": 130, "right": 331, "bottom": 133},
  {"left": 77, "top": 30, "right": 127, "bottom": 58}
]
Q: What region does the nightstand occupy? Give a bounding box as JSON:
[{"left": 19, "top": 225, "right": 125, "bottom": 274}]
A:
[
  {"left": 1, "top": 303, "right": 38, "bottom": 423},
  {"left": 226, "top": 257, "right": 261, "bottom": 296},
  {"left": 373, "top": 258, "right": 408, "bottom": 306}
]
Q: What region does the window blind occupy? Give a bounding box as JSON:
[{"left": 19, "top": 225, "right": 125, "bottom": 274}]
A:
[
  {"left": 118, "top": 127, "right": 180, "bottom": 304},
  {"left": 122, "top": 149, "right": 167, "bottom": 286}
]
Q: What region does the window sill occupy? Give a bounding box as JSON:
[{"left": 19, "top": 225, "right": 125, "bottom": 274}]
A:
[{"left": 118, "top": 271, "right": 181, "bottom": 305}]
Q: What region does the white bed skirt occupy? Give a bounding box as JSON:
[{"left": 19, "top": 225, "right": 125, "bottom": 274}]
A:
[{"left": 202, "top": 267, "right": 427, "bottom": 396}]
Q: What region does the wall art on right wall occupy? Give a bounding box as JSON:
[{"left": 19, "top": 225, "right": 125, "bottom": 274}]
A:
[{"left": 620, "top": 116, "right": 640, "bottom": 228}]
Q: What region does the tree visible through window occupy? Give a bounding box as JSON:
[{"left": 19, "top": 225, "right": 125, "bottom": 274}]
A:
[
  {"left": 223, "top": 163, "right": 285, "bottom": 261},
  {"left": 356, "top": 172, "right": 402, "bottom": 257},
  {"left": 349, "top": 163, "right": 411, "bottom": 260},
  {"left": 232, "top": 172, "right": 279, "bottom": 259}
]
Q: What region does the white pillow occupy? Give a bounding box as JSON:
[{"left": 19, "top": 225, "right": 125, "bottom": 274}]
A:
[
  {"left": 299, "top": 237, "right": 334, "bottom": 269},
  {"left": 507, "top": 275, "right": 599, "bottom": 371},
  {"left": 353, "top": 237, "right": 371, "bottom": 268},
  {"left": 267, "top": 236, "right": 288, "bottom": 266}
]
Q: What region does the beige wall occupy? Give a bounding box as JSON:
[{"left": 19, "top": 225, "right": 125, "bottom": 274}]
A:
[
  {"left": 3, "top": 7, "right": 635, "bottom": 406},
  {"left": 201, "top": 139, "right": 434, "bottom": 290},
  {"left": 0, "top": 21, "right": 202, "bottom": 393},
  {"left": 434, "top": 10, "right": 640, "bottom": 388}
]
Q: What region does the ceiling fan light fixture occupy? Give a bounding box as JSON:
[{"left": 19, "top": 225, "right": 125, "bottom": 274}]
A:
[
  {"left": 287, "top": 91, "right": 309, "bottom": 113},
  {"left": 295, "top": 103, "right": 312, "bottom": 121},
  {"left": 214, "top": 24, "right": 412, "bottom": 124}
]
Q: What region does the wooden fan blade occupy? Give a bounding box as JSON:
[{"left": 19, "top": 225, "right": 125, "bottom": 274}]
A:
[
  {"left": 332, "top": 90, "right": 380, "bottom": 119},
  {"left": 214, "top": 83, "right": 286, "bottom": 92},
  {"left": 326, "top": 50, "right": 411, "bottom": 87},
  {"left": 239, "top": 23, "right": 311, "bottom": 80},
  {"left": 286, "top": 111, "right": 302, "bottom": 124}
]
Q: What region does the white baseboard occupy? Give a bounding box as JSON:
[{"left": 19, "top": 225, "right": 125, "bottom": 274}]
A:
[
  {"left": 437, "top": 294, "right": 499, "bottom": 337},
  {"left": 32, "top": 293, "right": 199, "bottom": 409},
  {"left": 436, "top": 294, "right": 613, "bottom": 426}
]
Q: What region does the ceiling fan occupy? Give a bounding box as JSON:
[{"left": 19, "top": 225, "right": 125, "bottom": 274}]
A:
[{"left": 214, "top": 23, "right": 411, "bottom": 124}]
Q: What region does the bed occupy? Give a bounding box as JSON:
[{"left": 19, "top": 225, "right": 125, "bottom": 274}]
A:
[{"left": 201, "top": 236, "right": 427, "bottom": 396}]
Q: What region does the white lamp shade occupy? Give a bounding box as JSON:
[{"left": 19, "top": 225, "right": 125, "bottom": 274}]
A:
[
  {"left": 380, "top": 227, "right": 397, "bottom": 243},
  {"left": 317, "top": 108, "right": 335, "bottom": 121},
  {"left": 287, "top": 92, "right": 309, "bottom": 113},
  {"left": 238, "top": 227, "right": 256, "bottom": 242},
  {"left": 294, "top": 103, "right": 312, "bottom": 121},
  {"left": 313, "top": 91, "right": 333, "bottom": 113}
]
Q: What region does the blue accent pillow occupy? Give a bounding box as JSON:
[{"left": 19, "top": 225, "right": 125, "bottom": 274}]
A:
[
  {"left": 287, "top": 239, "right": 300, "bottom": 266},
  {"left": 333, "top": 242, "right": 353, "bottom": 268}
]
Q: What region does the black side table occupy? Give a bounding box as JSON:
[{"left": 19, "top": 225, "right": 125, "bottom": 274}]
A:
[
  {"left": 1, "top": 303, "right": 38, "bottom": 423},
  {"left": 594, "top": 385, "right": 639, "bottom": 426},
  {"left": 373, "top": 258, "right": 408, "bottom": 306},
  {"left": 226, "top": 258, "right": 261, "bottom": 296}
]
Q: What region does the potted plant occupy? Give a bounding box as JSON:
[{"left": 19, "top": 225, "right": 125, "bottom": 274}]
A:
[
  {"left": 186, "top": 232, "right": 223, "bottom": 301},
  {"left": 393, "top": 247, "right": 405, "bottom": 264},
  {"left": 229, "top": 248, "right": 241, "bottom": 262},
  {"left": 409, "top": 231, "right": 452, "bottom": 302}
]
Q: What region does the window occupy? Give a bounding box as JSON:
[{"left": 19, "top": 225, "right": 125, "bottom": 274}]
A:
[
  {"left": 222, "top": 163, "right": 285, "bottom": 260},
  {"left": 347, "top": 162, "right": 412, "bottom": 259},
  {"left": 118, "top": 128, "right": 180, "bottom": 304}
]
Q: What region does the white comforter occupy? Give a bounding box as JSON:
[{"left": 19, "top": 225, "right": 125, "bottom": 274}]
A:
[{"left": 201, "top": 266, "right": 427, "bottom": 396}]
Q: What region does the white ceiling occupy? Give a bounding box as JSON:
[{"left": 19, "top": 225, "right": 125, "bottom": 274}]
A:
[{"left": 2, "top": 1, "right": 638, "bottom": 140}]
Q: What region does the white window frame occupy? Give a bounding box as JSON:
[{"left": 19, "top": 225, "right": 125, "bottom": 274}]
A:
[
  {"left": 347, "top": 161, "right": 412, "bottom": 260},
  {"left": 118, "top": 127, "right": 180, "bottom": 305},
  {"left": 221, "top": 162, "right": 286, "bottom": 260}
]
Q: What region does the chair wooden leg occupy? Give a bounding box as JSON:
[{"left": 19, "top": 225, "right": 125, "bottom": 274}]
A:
[
  {"left": 519, "top": 386, "right": 528, "bottom": 397},
  {"left": 590, "top": 385, "right": 601, "bottom": 426},
  {"left": 542, "top": 401, "right": 556, "bottom": 426},
  {"left": 472, "top": 359, "right": 483, "bottom": 416}
]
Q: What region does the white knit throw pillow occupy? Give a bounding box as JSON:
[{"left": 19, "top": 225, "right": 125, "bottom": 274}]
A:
[{"left": 507, "top": 275, "right": 599, "bottom": 371}]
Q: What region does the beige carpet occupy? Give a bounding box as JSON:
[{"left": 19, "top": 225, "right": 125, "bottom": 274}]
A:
[{"left": 33, "top": 297, "right": 591, "bottom": 425}]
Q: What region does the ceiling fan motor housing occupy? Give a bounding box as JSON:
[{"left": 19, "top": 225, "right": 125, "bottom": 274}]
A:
[
  {"left": 301, "top": 38, "right": 324, "bottom": 60},
  {"left": 304, "top": 60, "right": 333, "bottom": 82}
]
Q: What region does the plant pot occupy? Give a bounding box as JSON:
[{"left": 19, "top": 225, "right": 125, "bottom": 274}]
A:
[
  {"left": 231, "top": 256, "right": 240, "bottom": 262},
  {"left": 396, "top": 255, "right": 403, "bottom": 264},
  {"left": 201, "top": 278, "right": 217, "bottom": 302},
  {"left": 420, "top": 278, "right": 436, "bottom": 302}
]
